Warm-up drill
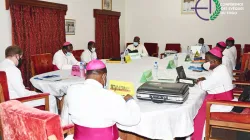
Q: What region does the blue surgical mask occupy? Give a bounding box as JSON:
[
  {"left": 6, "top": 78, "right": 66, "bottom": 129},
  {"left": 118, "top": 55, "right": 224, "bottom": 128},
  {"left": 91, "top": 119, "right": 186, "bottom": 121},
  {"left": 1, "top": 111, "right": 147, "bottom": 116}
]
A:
[
  {"left": 66, "top": 52, "right": 72, "bottom": 56},
  {"left": 226, "top": 46, "right": 230, "bottom": 49},
  {"left": 133, "top": 42, "right": 139, "bottom": 47}
]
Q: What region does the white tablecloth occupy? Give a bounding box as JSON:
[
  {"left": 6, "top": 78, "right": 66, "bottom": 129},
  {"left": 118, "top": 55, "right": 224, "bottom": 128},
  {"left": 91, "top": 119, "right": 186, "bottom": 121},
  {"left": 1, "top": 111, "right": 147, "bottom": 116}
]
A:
[{"left": 30, "top": 53, "right": 209, "bottom": 140}]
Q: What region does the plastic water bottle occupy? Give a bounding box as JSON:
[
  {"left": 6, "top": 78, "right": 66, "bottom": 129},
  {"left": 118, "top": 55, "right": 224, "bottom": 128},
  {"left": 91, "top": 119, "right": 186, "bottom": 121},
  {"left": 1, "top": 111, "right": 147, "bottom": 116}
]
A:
[
  {"left": 154, "top": 62, "right": 158, "bottom": 78},
  {"left": 80, "top": 62, "right": 85, "bottom": 78},
  {"left": 187, "top": 46, "right": 190, "bottom": 54},
  {"left": 121, "top": 54, "right": 125, "bottom": 64},
  {"left": 190, "top": 50, "right": 194, "bottom": 61},
  {"left": 174, "top": 54, "right": 178, "bottom": 67}
]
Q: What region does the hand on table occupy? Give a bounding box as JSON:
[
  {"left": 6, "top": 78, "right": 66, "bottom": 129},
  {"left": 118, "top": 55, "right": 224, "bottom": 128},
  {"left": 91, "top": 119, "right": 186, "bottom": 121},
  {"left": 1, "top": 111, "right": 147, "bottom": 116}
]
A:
[
  {"left": 197, "top": 77, "right": 206, "bottom": 83},
  {"left": 124, "top": 94, "right": 133, "bottom": 102}
]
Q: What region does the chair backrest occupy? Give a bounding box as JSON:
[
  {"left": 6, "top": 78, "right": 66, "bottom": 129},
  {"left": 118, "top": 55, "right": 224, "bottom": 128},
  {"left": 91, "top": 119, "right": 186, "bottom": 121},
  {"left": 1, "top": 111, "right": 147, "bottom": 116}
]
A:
[
  {"left": 144, "top": 43, "right": 159, "bottom": 57},
  {"left": 235, "top": 44, "right": 242, "bottom": 63},
  {"left": 72, "top": 50, "right": 84, "bottom": 61},
  {"left": 165, "top": 43, "right": 181, "bottom": 53},
  {"left": 240, "top": 53, "right": 250, "bottom": 71},
  {"left": 31, "top": 53, "right": 54, "bottom": 77},
  {"left": 244, "top": 44, "right": 250, "bottom": 53},
  {"left": 0, "top": 100, "right": 64, "bottom": 140},
  {"left": 126, "top": 43, "right": 133, "bottom": 47},
  {"left": 0, "top": 71, "right": 10, "bottom": 101},
  {"left": 208, "top": 45, "right": 212, "bottom": 49}
]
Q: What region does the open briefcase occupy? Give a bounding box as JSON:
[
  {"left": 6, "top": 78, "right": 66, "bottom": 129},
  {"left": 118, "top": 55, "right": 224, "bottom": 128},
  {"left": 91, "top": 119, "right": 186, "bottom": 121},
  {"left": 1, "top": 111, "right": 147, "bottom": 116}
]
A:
[{"left": 136, "top": 81, "right": 189, "bottom": 104}]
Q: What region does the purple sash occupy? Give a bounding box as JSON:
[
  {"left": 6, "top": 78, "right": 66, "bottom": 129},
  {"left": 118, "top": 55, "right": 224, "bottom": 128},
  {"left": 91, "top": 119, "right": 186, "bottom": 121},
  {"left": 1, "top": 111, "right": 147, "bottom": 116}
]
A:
[
  {"left": 74, "top": 124, "right": 119, "bottom": 140},
  {"left": 192, "top": 90, "right": 233, "bottom": 140}
]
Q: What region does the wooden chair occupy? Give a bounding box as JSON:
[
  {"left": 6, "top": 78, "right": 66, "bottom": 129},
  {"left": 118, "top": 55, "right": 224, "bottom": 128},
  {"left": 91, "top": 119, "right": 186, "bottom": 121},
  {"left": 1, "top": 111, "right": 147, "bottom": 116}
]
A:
[
  {"left": 31, "top": 53, "right": 54, "bottom": 77},
  {"left": 205, "top": 100, "right": 250, "bottom": 140},
  {"left": 160, "top": 43, "right": 181, "bottom": 59},
  {"left": 235, "top": 44, "right": 242, "bottom": 67},
  {"left": 0, "top": 71, "right": 49, "bottom": 111},
  {"left": 233, "top": 53, "right": 250, "bottom": 79},
  {"left": 126, "top": 43, "right": 133, "bottom": 47},
  {"left": 144, "top": 43, "right": 159, "bottom": 57},
  {"left": 0, "top": 100, "right": 74, "bottom": 140},
  {"left": 244, "top": 44, "right": 250, "bottom": 53},
  {"left": 208, "top": 45, "right": 212, "bottom": 50},
  {"left": 72, "top": 49, "right": 84, "bottom": 61}
]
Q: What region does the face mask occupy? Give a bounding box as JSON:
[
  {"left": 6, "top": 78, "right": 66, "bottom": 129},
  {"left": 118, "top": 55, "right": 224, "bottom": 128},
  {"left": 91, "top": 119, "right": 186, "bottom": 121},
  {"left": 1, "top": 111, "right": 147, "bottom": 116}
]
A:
[
  {"left": 66, "top": 52, "right": 72, "bottom": 56},
  {"left": 133, "top": 42, "right": 139, "bottom": 47},
  {"left": 226, "top": 46, "right": 230, "bottom": 49},
  {"left": 102, "top": 74, "right": 107, "bottom": 89},
  {"left": 91, "top": 48, "right": 96, "bottom": 52},
  {"left": 202, "top": 62, "right": 210, "bottom": 71},
  {"left": 16, "top": 56, "right": 23, "bottom": 68}
]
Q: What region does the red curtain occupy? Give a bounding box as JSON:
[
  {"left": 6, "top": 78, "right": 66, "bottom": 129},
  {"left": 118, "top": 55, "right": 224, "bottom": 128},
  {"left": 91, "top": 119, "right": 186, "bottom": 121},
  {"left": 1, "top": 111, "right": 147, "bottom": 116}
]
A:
[
  {"left": 95, "top": 14, "right": 120, "bottom": 59},
  {"left": 10, "top": 4, "right": 66, "bottom": 87}
]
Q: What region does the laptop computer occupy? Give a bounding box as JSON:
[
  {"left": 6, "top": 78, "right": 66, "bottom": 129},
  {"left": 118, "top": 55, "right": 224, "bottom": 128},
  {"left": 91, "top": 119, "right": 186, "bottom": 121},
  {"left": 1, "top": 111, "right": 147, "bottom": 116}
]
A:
[
  {"left": 190, "top": 46, "right": 202, "bottom": 53},
  {"left": 176, "top": 66, "right": 197, "bottom": 85}
]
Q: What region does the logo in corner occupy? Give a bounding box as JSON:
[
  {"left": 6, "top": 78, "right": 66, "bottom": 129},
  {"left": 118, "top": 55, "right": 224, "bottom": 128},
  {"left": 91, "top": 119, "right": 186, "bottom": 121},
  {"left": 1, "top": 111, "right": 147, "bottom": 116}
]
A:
[{"left": 192, "top": 0, "right": 221, "bottom": 21}]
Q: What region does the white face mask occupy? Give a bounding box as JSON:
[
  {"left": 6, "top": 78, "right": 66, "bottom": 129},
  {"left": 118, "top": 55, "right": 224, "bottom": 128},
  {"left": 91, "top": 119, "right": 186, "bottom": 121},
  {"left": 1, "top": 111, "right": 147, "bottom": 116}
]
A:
[
  {"left": 91, "top": 48, "right": 96, "bottom": 52},
  {"left": 66, "top": 52, "right": 72, "bottom": 56},
  {"left": 102, "top": 74, "right": 107, "bottom": 89},
  {"left": 202, "top": 62, "right": 211, "bottom": 71}
]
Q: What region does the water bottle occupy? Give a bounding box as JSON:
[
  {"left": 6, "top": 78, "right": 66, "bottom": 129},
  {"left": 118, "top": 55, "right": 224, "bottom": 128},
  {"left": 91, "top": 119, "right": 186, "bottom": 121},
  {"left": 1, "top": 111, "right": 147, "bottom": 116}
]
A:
[
  {"left": 121, "top": 54, "right": 125, "bottom": 64},
  {"left": 80, "top": 62, "right": 85, "bottom": 78},
  {"left": 174, "top": 54, "right": 178, "bottom": 67},
  {"left": 154, "top": 62, "right": 158, "bottom": 78},
  {"left": 187, "top": 46, "right": 190, "bottom": 54},
  {"left": 125, "top": 49, "right": 129, "bottom": 56},
  {"left": 190, "top": 50, "right": 194, "bottom": 61}
]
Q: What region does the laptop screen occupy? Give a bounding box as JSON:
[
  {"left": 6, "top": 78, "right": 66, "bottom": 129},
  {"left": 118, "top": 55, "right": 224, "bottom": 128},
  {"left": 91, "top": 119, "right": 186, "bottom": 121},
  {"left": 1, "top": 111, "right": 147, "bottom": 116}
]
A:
[
  {"left": 176, "top": 66, "right": 187, "bottom": 79},
  {"left": 190, "top": 46, "right": 202, "bottom": 53}
]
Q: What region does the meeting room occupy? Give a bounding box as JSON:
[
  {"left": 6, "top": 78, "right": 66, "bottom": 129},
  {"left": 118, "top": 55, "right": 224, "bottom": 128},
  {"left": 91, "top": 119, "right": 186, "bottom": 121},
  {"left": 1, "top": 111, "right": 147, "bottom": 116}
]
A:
[{"left": 0, "top": 0, "right": 249, "bottom": 140}]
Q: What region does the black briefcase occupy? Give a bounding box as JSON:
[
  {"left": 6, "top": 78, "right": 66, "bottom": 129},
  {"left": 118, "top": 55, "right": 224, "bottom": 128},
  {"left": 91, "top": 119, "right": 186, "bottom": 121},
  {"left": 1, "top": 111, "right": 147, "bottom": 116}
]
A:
[{"left": 136, "top": 81, "right": 189, "bottom": 104}]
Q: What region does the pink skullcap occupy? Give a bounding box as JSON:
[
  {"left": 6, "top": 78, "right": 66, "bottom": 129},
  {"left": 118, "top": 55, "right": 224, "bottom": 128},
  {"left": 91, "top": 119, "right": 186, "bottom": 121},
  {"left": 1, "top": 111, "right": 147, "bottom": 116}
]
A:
[
  {"left": 218, "top": 41, "right": 226, "bottom": 48},
  {"left": 135, "top": 36, "right": 140, "bottom": 39},
  {"left": 86, "top": 60, "right": 106, "bottom": 71},
  {"left": 227, "top": 37, "right": 234, "bottom": 41},
  {"left": 63, "top": 42, "right": 72, "bottom": 46},
  {"left": 209, "top": 47, "right": 222, "bottom": 58}
]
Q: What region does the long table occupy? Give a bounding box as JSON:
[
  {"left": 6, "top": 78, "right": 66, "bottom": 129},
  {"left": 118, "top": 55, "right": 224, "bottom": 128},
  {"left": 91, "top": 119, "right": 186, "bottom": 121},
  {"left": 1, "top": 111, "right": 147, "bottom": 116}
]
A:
[{"left": 30, "top": 53, "right": 209, "bottom": 140}]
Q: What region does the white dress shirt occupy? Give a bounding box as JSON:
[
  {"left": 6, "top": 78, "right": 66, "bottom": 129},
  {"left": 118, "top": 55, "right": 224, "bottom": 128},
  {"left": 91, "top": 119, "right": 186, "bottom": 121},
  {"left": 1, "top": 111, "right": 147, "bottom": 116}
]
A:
[
  {"left": 0, "top": 59, "right": 58, "bottom": 113},
  {"left": 80, "top": 49, "right": 97, "bottom": 63},
  {"left": 127, "top": 44, "right": 149, "bottom": 57},
  {"left": 223, "top": 47, "right": 236, "bottom": 70},
  {"left": 198, "top": 44, "right": 210, "bottom": 53},
  {"left": 53, "top": 50, "right": 79, "bottom": 70},
  {"left": 67, "top": 79, "right": 141, "bottom": 128},
  {"left": 222, "top": 56, "right": 233, "bottom": 78},
  {"left": 198, "top": 64, "right": 234, "bottom": 94}
]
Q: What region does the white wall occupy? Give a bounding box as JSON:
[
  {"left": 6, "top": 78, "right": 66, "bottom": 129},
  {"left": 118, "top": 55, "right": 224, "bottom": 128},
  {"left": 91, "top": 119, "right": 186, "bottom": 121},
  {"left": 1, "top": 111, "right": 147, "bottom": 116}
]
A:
[
  {"left": 125, "top": 0, "right": 250, "bottom": 54},
  {"left": 0, "top": 0, "right": 126, "bottom": 60}
]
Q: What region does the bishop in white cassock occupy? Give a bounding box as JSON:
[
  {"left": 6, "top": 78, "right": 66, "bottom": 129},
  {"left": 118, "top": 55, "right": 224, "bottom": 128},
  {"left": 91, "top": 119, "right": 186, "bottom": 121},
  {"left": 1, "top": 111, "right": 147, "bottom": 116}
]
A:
[
  {"left": 225, "top": 37, "right": 237, "bottom": 70},
  {"left": 193, "top": 47, "right": 236, "bottom": 140},
  {"left": 52, "top": 42, "right": 80, "bottom": 70},
  {"left": 127, "top": 36, "right": 148, "bottom": 57},
  {"left": 66, "top": 59, "right": 141, "bottom": 140},
  {"left": 81, "top": 41, "right": 97, "bottom": 63},
  {"left": 0, "top": 46, "right": 57, "bottom": 114}
]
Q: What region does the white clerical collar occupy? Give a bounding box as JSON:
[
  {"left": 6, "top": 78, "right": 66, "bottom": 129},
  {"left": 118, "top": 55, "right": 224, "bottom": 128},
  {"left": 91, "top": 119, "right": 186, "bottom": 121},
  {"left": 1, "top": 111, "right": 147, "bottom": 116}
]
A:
[{"left": 84, "top": 79, "right": 103, "bottom": 88}]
